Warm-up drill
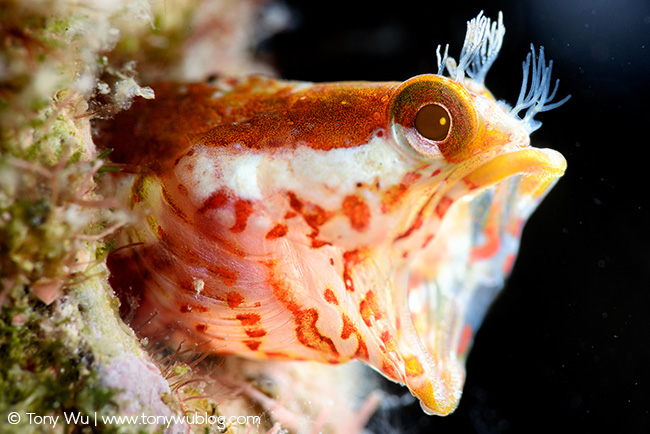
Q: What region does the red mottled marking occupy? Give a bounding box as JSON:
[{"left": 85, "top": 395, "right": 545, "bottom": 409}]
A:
[
  {"left": 236, "top": 313, "right": 261, "bottom": 326},
  {"left": 230, "top": 199, "right": 253, "bottom": 233},
  {"left": 381, "top": 172, "right": 422, "bottom": 213},
  {"left": 381, "top": 359, "right": 401, "bottom": 381},
  {"left": 342, "top": 249, "right": 365, "bottom": 292},
  {"left": 244, "top": 340, "right": 262, "bottom": 351},
  {"left": 287, "top": 192, "right": 331, "bottom": 229},
  {"left": 284, "top": 211, "right": 297, "bottom": 219},
  {"left": 264, "top": 351, "right": 290, "bottom": 359},
  {"left": 457, "top": 324, "right": 473, "bottom": 355},
  {"left": 295, "top": 308, "right": 339, "bottom": 356},
  {"left": 180, "top": 304, "right": 192, "bottom": 313},
  {"left": 266, "top": 223, "right": 288, "bottom": 240},
  {"left": 287, "top": 192, "right": 332, "bottom": 248},
  {"left": 225, "top": 291, "right": 244, "bottom": 309},
  {"left": 265, "top": 261, "right": 339, "bottom": 358},
  {"left": 359, "top": 290, "right": 382, "bottom": 327},
  {"left": 435, "top": 196, "right": 453, "bottom": 219},
  {"left": 323, "top": 288, "right": 338, "bottom": 305},
  {"left": 379, "top": 330, "right": 398, "bottom": 354},
  {"left": 195, "top": 324, "right": 208, "bottom": 332},
  {"left": 470, "top": 224, "right": 501, "bottom": 261},
  {"left": 212, "top": 265, "right": 238, "bottom": 287},
  {"left": 340, "top": 313, "right": 355, "bottom": 340},
  {"left": 340, "top": 313, "right": 369, "bottom": 359},
  {"left": 199, "top": 190, "right": 228, "bottom": 214},
  {"left": 287, "top": 191, "right": 303, "bottom": 212},
  {"left": 288, "top": 192, "right": 333, "bottom": 248},
  {"left": 308, "top": 231, "right": 331, "bottom": 248},
  {"left": 431, "top": 169, "right": 441, "bottom": 177},
  {"left": 395, "top": 212, "right": 424, "bottom": 241},
  {"left": 245, "top": 329, "right": 267, "bottom": 338},
  {"left": 342, "top": 195, "right": 371, "bottom": 231},
  {"left": 329, "top": 258, "right": 335, "bottom": 266},
  {"left": 422, "top": 234, "right": 435, "bottom": 249},
  {"left": 303, "top": 203, "right": 330, "bottom": 229}
]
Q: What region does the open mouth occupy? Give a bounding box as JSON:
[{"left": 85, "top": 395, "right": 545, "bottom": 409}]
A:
[{"left": 396, "top": 147, "right": 566, "bottom": 415}]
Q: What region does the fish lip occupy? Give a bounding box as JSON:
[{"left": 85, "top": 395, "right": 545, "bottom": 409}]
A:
[{"left": 460, "top": 146, "right": 567, "bottom": 198}]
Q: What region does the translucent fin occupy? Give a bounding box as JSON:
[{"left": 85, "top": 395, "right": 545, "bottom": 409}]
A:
[
  {"left": 436, "top": 11, "right": 505, "bottom": 84},
  {"left": 510, "top": 45, "right": 571, "bottom": 133}
]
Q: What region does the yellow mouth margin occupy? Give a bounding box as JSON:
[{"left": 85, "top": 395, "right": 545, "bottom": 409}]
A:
[{"left": 463, "top": 147, "right": 567, "bottom": 198}]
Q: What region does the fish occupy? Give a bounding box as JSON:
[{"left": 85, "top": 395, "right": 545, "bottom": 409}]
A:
[{"left": 100, "top": 12, "right": 568, "bottom": 415}]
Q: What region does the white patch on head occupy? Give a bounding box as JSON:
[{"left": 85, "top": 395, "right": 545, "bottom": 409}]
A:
[
  {"left": 222, "top": 153, "right": 263, "bottom": 200},
  {"left": 257, "top": 135, "right": 415, "bottom": 208},
  {"left": 174, "top": 146, "right": 223, "bottom": 205},
  {"left": 174, "top": 135, "right": 421, "bottom": 211}
]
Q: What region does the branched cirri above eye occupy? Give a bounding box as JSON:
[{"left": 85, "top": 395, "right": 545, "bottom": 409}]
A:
[
  {"left": 510, "top": 44, "right": 571, "bottom": 133},
  {"left": 436, "top": 11, "right": 505, "bottom": 84}
]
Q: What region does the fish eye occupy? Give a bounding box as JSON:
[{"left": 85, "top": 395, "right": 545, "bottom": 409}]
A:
[{"left": 415, "top": 104, "right": 451, "bottom": 142}]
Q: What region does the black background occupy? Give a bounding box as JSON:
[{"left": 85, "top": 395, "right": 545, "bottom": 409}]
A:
[{"left": 268, "top": 1, "right": 650, "bottom": 433}]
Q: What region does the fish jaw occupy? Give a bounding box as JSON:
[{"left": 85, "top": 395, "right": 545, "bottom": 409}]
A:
[{"left": 388, "top": 145, "right": 566, "bottom": 415}]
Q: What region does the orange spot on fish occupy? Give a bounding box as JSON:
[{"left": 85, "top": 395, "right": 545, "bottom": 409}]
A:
[
  {"left": 381, "top": 359, "right": 401, "bottom": 381},
  {"left": 435, "top": 196, "right": 453, "bottom": 219},
  {"left": 245, "top": 328, "right": 268, "bottom": 338},
  {"left": 359, "top": 290, "right": 382, "bottom": 327},
  {"left": 381, "top": 172, "right": 422, "bottom": 213},
  {"left": 266, "top": 262, "right": 339, "bottom": 357},
  {"left": 199, "top": 189, "right": 229, "bottom": 214},
  {"left": 266, "top": 223, "right": 288, "bottom": 240},
  {"left": 342, "top": 249, "right": 365, "bottom": 292},
  {"left": 341, "top": 314, "right": 369, "bottom": 359},
  {"left": 225, "top": 291, "right": 244, "bottom": 309},
  {"left": 236, "top": 313, "right": 261, "bottom": 326},
  {"left": 244, "top": 340, "right": 262, "bottom": 351},
  {"left": 404, "top": 354, "right": 425, "bottom": 378},
  {"left": 342, "top": 195, "right": 371, "bottom": 231},
  {"left": 323, "top": 288, "right": 338, "bottom": 305},
  {"left": 295, "top": 308, "right": 339, "bottom": 357},
  {"left": 230, "top": 199, "right": 253, "bottom": 233}
]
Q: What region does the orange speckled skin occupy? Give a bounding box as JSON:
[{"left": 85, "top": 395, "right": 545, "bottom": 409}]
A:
[{"left": 101, "top": 72, "right": 565, "bottom": 416}]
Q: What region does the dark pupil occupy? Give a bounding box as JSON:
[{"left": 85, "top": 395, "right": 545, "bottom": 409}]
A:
[{"left": 415, "top": 104, "right": 451, "bottom": 141}]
